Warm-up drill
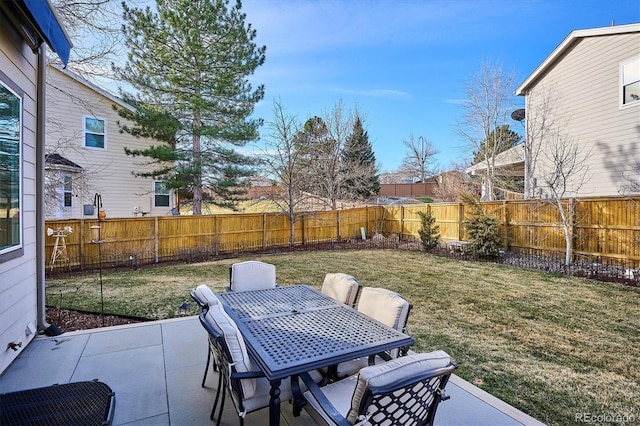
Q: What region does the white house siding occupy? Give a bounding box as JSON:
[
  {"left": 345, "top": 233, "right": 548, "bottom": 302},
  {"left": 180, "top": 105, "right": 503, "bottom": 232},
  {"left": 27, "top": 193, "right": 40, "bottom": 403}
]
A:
[
  {"left": 526, "top": 31, "right": 640, "bottom": 197},
  {"left": 0, "top": 19, "right": 39, "bottom": 374},
  {"left": 46, "top": 67, "right": 173, "bottom": 219}
]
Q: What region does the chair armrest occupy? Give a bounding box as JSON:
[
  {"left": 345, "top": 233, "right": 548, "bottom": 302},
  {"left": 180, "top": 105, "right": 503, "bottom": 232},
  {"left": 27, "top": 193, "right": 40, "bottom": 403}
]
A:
[
  {"left": 230, "top": 370, "right": 265, "bottom": 380},
  {"left": 299, "top": 372, "right": 351, "bottom": 426}
]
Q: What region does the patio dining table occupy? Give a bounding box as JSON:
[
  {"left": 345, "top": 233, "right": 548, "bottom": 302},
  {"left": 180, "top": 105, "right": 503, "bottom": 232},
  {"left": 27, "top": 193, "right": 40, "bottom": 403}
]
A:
[{"left": 216, "top": 284, "right": 415, "bottom": 426}]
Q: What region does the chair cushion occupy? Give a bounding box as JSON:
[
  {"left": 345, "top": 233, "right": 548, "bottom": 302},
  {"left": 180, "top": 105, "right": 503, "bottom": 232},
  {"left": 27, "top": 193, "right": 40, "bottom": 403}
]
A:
[
  {"left": 346, "top": 351, "right": 451, "bottom": 423},
  {"left": 230, "top": 261, "right": 277, "bottom": 292},
  {"left": 357, "top": 287, "right": 410, "bottom": 331},
  {"left": 194, "top": 284, "right": 218, "bottom": 307},
  {"left": 205, "top": 308, "right": 256, "bottom": 398},
  {"left": 303, "top": 374, "right": 359, "bottom": 425},
  {"left": 321, "top": 273, "right": 360, "bottom": 306}
]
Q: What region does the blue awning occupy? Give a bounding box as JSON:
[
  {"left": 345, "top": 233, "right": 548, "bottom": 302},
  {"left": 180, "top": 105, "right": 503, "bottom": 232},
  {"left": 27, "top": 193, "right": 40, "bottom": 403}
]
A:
[{"left": 22, "top": 0, "right": 72, "bottom": 65}]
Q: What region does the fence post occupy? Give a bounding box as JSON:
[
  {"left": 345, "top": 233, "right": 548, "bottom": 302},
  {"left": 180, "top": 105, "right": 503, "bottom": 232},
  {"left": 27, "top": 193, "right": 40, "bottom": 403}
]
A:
[
  {"left": 154, "top": 217, "right": 159, "bottom": 263},
  {"left": 569, "top": 198, "right": 576, "bottom": 263},
  {"left": 503, "top": 200, "right": 509, "bottom": 250},
  {"left": 262, "top": 213, "right": 266, "bottom": 249},
  {"left": 79, "top": 219, "right": 85, "bottom": 270},
  {"left": 400, "top": 206, "right": 405, "bottom": 240},
  {"left": 336, "top": 210, "right": 341, "bottom": 241},
  {"left": 458, "top": 203, "right": 465, "bottom": 241}
]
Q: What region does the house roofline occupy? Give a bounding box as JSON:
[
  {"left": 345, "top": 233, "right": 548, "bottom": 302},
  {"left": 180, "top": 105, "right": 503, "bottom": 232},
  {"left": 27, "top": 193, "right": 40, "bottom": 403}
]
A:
[
  {"left": 48, "top": 63, "right": 135, "bottom": 112},
  {"left": 515, "top": 23, "right": 640, "bottom": 95}
]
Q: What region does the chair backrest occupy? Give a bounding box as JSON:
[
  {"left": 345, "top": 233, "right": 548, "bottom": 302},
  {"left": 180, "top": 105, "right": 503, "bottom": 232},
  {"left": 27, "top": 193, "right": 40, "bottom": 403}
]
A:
[
  {"left": 321, "top": 273, "right": 361, "bottom": 307},
  {"left": 229, "top": 261, "right": 277, "bottom": 292},
  {"left": 347, "top": 351, "right": 457, "bottom": 425},
  {"left": 190, "top": 284, "right": 217, "bottom": 310},
  {"left": 200, "top": 305, "right": 257, "bottom": 399},
  {"left": 357, "top": 287, "right": 411, "bottom": 333}
]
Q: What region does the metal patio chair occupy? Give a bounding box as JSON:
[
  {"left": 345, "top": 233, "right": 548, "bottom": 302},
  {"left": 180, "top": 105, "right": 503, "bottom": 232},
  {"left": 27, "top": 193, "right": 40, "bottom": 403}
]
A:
[
  {"left": 190, "top": 284, "right": 222, "bottom": 385},
  {"left": 198, "top": 306, "right": 321, "bottom": 425},
  {"left": 335, "top": 287, "right": 413, "bottom": 378},
  {"left": 298, "top": 351, "right": 457, "bottom": 426}
]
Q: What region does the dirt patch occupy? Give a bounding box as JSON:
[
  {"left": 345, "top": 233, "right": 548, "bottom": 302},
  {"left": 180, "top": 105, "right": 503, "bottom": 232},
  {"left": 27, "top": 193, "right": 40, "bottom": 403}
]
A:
[{"left": 46, "top": 307, "right": 145, "bottom": 332}]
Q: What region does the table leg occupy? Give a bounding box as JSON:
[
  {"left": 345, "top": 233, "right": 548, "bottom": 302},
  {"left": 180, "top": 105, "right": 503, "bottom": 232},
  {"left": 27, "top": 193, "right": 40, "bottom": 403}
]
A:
[
  {"left": 291, "top": 375, "right": 306, "bottom": 416},
  {"left": 269, "top": 378, "right": 282, "bottom": 426}
]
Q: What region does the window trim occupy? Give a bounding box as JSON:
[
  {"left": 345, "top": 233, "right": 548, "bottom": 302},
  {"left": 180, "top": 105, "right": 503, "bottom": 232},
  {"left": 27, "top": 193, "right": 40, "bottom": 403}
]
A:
[
  {"left": 0, "top": 74, "right": 24, "bottom": 260},
  {"left": 83, "top": 115, "right": 107, "bottom": 150},
  {"left": 620, "top": 55, "right": 640, "bottom": 108},
  {"left": 153, "top": 180, "right": 171, "bottom": 208}
]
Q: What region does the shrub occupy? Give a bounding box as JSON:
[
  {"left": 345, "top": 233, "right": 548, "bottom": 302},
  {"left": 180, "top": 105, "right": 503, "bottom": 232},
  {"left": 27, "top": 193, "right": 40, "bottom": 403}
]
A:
[
  {"left": 417, "top": 209, "right": 440, "bottom": 251},
  {"left": 464, "top": 198, "right": 502, "bottom": 258}
]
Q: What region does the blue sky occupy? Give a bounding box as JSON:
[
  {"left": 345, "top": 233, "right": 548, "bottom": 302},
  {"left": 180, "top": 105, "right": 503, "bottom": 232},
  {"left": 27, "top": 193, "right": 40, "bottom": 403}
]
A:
[{"left": 240, "top": 0, "right": 640, "bottom": 173}]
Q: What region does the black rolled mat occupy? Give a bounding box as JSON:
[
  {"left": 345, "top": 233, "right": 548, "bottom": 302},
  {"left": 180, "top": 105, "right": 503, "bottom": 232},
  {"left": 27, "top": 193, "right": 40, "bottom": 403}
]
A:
[{"left": 0, "top": 380, "right": 115, "bottom": 426}]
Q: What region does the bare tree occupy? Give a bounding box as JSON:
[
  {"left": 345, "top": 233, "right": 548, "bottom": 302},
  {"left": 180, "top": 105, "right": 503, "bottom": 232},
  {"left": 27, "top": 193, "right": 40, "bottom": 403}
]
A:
[
  {"left": 259, "top": 100, "right": 314, "bottom": 246},
  {"left": 399, "top": 134, "right": 439, "bottom": 182},
  {"left": 621, "top": 158, "right": 640, "bottom": 194},
  {"left": 301, "top": 100, "right": 376, "bottom": 210},
  {"left": 515, "top": 84, "right": 562, "bottom": 198},
  {"left": 539, "top": 131, "right": 591, "bottom": 266},
  {"left": 51, "top": 0, "right": 131, "bottom": 81},
  {"left": 434, "top": 160, "right": 474, "bottom": 202},
  {"left": 459, "top": 59, "right": 517, "bottom": 200}
]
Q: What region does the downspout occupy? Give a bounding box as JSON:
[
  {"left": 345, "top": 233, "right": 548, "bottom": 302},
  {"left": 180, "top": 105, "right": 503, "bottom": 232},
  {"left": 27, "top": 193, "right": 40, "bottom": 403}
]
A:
[
  {"left": 35, "top": 46, "right": 49, "bottom": 332},
  {"left": 36, "top": 50, "right": 61, "bottom": 335}
]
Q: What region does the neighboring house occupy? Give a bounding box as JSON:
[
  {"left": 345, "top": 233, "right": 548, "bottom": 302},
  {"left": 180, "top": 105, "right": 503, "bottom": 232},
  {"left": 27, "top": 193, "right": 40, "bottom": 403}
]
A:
[
  {"left": 45, "top": 65, "right": 177, "bottom": 219},
  {"left": 518, "top": 23, "right": 640, "bottom": 198},
  {"left": 0, "top": 0, "right": 72, "bottom": 374},
  {"left": 467, "top": 23, "right": 639, "bottom": 199},
  {"left": 379, "top": 171, "right": 420, "bottom": 184},
  {"left": 466, "top": 144, "right": 525, "bottom": 200}
]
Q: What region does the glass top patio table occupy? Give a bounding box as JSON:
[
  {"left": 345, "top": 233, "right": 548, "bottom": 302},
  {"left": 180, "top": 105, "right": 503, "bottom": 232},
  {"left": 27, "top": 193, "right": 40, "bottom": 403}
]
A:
[{"left": 216, "top": 284, "right": 415, "bottom": 426}]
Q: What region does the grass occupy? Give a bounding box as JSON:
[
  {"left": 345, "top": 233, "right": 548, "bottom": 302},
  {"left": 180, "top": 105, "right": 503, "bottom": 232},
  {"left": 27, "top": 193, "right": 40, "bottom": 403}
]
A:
[{"left": 45, "top": 250, "right": 640, "bottom": 426}]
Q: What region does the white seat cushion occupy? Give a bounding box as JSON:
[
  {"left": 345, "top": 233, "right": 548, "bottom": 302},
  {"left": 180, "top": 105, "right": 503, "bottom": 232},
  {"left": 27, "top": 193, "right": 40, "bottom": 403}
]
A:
[
  {"left": 357, "top": 287, "right": 410, "bottom": 331},
  {"left": 230, "top": 261, "right": 277, "bottom": 292},
  {"left": 205, "top": 308, "right": 256, "bottom": 398},
  {"left": 321, "top": 273, "right": 360, "bottom": 306},
  {"left": 194, "top": 284, "right": 218, "bottom": 307},
  {"left": 346, "top": 351, "right": 451, "bottom": 423},
  {"left": 303, "top": 374, "right": 359, "bottom": 425}
]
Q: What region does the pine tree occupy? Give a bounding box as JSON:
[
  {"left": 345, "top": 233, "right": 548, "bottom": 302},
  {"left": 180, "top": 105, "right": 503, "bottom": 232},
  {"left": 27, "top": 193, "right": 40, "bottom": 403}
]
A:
[
  {"left": 114, "top": 0, "right": 266, "bottom": 214},
  {"left": 341, "top": 116, "right": 379, "bottom": 199},
  {"left": 417, "top": 209, "right": 440, "bottom": 251}
]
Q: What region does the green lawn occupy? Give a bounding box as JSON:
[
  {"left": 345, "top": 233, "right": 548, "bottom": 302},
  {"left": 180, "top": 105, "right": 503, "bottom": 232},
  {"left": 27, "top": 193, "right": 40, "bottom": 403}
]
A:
[{"left": 46, "top": 250, "right": 640, "bottom": 426}]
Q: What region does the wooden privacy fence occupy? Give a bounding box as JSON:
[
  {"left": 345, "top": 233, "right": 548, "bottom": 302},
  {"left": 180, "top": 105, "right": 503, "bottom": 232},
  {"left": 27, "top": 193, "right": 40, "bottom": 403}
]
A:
[
  {"left": 45, "top": 207, "right": 385, "bottom": 270},
  {"left": 45, "top": 197, "right": 640, "bottom": 271}
]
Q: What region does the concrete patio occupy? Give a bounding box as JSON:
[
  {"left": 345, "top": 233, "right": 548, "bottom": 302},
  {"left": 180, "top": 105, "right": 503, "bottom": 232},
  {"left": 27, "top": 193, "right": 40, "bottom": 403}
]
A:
[{"left": 0, "top": 316, "right": 545, "bottom": 425}]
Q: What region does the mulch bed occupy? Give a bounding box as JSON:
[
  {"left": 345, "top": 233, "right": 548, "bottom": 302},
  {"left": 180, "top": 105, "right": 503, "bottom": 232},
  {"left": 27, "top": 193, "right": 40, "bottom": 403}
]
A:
[{"left": 45, "top": 307, "right": 145, "bottom": 332}]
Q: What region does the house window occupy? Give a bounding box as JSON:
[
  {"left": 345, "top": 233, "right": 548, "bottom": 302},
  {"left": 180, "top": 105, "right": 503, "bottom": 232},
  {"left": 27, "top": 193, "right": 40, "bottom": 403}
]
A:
[
  {"left": 0, "top": 80, "right": 22, "bottom": 256},
  {"left": 84, "top": 116, "right": 106, "bottom": 149},
  {"left": 63, "top": 175, "right": 73, "bottom": 207},
  {"left": 621, "top": 57, "right": 640, "bottom": 106},
  {"left": 154, "top": 181, "right": 170, "bottom": 207}
]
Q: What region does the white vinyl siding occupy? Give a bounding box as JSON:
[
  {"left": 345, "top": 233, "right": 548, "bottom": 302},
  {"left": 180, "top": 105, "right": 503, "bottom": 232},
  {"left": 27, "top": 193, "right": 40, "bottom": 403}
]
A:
[
  {"left": 526, "top": 31, "right": 640, "bottom": 197},
  {"left": 0, "top": 19, "right": 40, "bottom": 375},
  {"left": 46, "top": 66, "right": 167, "bottom": 218}
]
